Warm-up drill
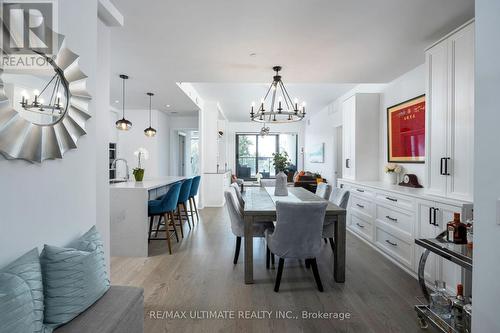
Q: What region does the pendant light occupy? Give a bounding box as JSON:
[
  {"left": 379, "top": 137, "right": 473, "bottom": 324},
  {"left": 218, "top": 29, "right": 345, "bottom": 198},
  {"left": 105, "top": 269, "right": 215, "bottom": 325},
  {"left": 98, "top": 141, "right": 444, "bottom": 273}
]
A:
[
  {"left": 144, "top": 92, "right": 157, "bottom": 137},
  {"left": 116, "top": 74, "right": 132, "bottom": 130}
]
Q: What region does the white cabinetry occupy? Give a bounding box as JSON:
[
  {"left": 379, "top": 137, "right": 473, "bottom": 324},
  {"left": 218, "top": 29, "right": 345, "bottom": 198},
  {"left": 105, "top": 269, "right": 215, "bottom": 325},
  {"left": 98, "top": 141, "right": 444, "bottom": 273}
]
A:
[
  {"left": 203, "top": 171, "right": 231, "bottom": 207},
  {"left": 339, "top": 179, "right": 472, "bottom": 291},
  {"left": 342, "top": 93, "right": 380, "bottom": 181},
  {"left": 425, "top": 21, "right": 474, "bottom": 202}
]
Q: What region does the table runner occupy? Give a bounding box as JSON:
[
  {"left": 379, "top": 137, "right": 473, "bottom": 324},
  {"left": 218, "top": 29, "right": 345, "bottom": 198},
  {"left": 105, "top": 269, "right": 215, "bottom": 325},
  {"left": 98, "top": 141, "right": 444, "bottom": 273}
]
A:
[{"left": 264, "top": 187, "right": 302, "bottom": 204}]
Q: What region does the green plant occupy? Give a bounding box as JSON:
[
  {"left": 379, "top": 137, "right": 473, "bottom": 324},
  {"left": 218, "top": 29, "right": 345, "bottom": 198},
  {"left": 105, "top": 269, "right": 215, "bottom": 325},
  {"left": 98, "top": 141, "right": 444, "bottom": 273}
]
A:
[{"left": 272, "top": 151, "right": 290, "bottom": 172}]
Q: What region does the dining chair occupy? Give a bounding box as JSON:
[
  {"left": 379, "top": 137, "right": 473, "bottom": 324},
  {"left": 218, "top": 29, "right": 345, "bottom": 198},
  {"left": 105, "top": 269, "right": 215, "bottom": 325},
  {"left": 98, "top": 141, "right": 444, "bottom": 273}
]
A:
[
  {"left": 224, "top": 187, "right": 274, "bottom": 264},
  {"left": 315, "top": 182, "right": 332, "bottom": 200},
  {"left": 188, "top": 176, "right": 201, "bottom": 223},
  {"left": 148, "top": 182, "right": 182, "bottom": 254},
  {"left": 176, "top": 178, "right": 193, "bottom": 237},
  {"left": 230, "top": 182, "right": 245, "bottom": 208},
  {"left": 323, "top": 188, "right": 350, "bottom": 251},
  {"left": 260, "top": 179, "right": 276, "bottom": 187},
  {"left": 266, "top": 201, "right": 328, "bottom": 292}
]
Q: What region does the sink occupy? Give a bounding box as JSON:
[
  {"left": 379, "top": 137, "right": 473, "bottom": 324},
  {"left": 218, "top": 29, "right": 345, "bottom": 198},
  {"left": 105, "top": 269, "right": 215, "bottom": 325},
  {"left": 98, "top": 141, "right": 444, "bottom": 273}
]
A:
[{"left": 109, "top": 179, "right": 128, "bottom": 184}]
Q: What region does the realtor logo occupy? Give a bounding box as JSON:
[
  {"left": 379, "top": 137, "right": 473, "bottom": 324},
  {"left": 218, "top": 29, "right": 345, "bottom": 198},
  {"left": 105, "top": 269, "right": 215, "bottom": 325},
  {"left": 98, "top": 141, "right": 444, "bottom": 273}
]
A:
[{"left": 1, "top": 1, "right": 58, "bottom": 69}]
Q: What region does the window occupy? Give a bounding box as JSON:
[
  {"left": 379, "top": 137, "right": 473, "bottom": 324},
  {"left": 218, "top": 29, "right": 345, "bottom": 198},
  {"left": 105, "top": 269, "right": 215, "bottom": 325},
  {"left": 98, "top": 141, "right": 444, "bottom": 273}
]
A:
[{"left": 236, "top": 133, "right": 298, "bottom": 180}]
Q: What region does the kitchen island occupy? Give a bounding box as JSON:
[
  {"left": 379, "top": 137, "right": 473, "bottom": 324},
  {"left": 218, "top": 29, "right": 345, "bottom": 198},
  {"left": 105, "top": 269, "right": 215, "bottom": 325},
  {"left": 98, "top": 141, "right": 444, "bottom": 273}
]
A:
[{"left": 110, "top": 177, "right": 185, "bottom": 257}]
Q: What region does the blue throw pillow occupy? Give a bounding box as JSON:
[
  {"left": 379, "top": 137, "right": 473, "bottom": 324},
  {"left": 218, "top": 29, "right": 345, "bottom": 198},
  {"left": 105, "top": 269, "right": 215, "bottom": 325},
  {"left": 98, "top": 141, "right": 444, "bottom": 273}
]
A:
[
  {"left": 41, "top": 226, "right": 110, "bottom": 327},
  {"left": 0, "top": 248, "right": 44, "bottom": 333}
]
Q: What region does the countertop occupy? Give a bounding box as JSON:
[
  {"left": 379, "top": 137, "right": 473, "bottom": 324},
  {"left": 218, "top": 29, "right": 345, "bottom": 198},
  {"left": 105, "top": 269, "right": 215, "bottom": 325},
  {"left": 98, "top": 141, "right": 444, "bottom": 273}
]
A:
[
  {"left": 109, "top": 177, "right": 185, "bottom": 191},
  {"left": 338, "top": 178, "right": 473, "bottom": 205}
]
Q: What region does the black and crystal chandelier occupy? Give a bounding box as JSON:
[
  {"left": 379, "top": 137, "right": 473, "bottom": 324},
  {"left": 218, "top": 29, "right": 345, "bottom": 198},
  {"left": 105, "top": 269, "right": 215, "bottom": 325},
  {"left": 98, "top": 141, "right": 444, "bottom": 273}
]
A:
[
  {"left": 144, "top": 92, "right": 157, "bottom": 137},
  {"left": 259, "top": 124, "right": 270, "bottom": 136},
  {"left": 116, "top": 74, "right": 132, "bottom": 130},
  {"left": 250, "top": 66, "right": 306, "bottom": 123}
]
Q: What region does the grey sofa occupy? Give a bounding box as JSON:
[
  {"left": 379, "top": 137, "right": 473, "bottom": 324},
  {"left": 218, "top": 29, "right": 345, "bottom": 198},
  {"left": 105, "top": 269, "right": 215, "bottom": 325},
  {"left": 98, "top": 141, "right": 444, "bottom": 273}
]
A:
[{"left": 54, "top": 286, "right": 144, "bottom": 333}]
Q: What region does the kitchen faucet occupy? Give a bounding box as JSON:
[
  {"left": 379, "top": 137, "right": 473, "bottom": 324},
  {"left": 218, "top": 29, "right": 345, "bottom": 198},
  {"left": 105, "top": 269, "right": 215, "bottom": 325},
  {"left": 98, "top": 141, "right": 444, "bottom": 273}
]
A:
[{"left": 111, "top": 158, "right": 129, "bottom": 181}]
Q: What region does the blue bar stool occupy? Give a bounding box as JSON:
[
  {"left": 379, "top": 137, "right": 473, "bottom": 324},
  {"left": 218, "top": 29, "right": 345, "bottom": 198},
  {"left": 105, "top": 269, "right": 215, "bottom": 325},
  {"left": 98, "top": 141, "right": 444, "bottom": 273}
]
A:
[
  {"left": 176, "top": 178, "right": 193, "bottom": 237},
  {"left": 188, "top": 176, "right": 201, "bottom": 223},
  {"left": 148, "top": 182, "right": 182, "bottom": 254}
]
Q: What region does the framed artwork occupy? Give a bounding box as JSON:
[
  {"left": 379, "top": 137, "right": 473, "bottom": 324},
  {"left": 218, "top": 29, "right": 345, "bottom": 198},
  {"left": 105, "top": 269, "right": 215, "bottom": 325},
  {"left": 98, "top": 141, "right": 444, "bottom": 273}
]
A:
[
  {"left": 309, "top": 143, "right": 325, "bottom": 163},
  {"left": 387, "top": 95, "right": 425, "bottom": 163}
]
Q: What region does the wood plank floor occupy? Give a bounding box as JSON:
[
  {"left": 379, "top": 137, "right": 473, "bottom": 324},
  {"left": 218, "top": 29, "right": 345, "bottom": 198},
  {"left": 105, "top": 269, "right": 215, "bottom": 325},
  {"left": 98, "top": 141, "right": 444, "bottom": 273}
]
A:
[{"left": 111, "top": 207, "right": 427, "bottom": 333}]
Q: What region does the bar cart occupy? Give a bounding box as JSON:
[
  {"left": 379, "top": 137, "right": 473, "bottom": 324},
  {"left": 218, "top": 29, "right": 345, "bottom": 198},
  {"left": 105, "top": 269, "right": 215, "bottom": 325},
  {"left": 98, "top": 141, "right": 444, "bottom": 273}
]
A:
[{"left": 414, "top": 235, "right": 472, "bottom": 332}]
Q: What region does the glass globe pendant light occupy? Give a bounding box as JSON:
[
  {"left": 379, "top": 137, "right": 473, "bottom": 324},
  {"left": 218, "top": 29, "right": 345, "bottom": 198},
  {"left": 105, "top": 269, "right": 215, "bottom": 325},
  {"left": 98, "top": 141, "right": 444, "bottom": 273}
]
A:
[
  {"left": 144, "top": 92, "right": 157, "bottom": 137},
  {"left": 116, "top": 74, "right": 132, "bottom": 130}
]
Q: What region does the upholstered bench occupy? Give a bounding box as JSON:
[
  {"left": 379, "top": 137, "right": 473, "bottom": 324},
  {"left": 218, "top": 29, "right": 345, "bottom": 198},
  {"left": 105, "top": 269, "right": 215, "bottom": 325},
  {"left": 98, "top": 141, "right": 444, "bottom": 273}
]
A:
[{"left": 54, "top": 286, "right": 144, "bottom": 333}]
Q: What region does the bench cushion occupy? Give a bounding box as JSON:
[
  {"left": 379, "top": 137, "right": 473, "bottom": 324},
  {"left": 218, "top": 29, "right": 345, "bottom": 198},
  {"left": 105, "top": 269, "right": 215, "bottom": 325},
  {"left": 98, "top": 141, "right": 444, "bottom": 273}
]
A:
[{"left": 54, "top": 286, "right": 144, "bottom": 333}]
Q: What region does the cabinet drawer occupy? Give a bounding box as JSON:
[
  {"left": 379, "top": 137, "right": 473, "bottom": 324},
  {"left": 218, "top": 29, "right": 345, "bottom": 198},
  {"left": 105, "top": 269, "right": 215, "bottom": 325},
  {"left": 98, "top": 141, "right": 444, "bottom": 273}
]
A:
[
  {"left": 350, "top": 214, "right": 373, "bottom": 241},
  {"left": 350, "top": 195, "right": 373, "bottom": 219},
  {"left": 375, "top": 191, "right": 414, "bottom": 211},
  {"left": 351, "top": 186, "right": 374, "bottom": 198},
  {"left": 375, "top": 204, "right": 414, "bottom": 237},
  {"left": 375, "top": 227, "right": 412, "bottom": 268}
]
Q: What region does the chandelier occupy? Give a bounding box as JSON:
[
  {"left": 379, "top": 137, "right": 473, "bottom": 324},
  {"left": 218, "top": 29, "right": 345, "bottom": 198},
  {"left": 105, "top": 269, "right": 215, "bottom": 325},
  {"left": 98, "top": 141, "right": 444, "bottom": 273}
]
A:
[
  {"left": 259, "top": 124, "right": 270, "bottom": 136},
  {"left": 250, "top": 66, "right": 306, "bottom": 123}
]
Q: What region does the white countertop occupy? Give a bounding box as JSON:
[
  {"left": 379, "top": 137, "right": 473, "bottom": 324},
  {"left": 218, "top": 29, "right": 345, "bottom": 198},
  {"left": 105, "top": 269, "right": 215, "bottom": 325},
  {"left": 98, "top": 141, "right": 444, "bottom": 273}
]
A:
[
  {"left": 338, "top": 178, "right": 473, "bottom": 205},
  {"left": 109, "top": 177, "right": 185, "bottom": 191}
]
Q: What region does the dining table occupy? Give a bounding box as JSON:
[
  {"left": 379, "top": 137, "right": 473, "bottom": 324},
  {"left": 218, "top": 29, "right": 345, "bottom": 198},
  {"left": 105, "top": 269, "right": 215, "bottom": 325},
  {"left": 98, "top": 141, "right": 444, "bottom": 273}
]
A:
[{"left": 242, "top": 186, "right": 347, "bottom": 284}]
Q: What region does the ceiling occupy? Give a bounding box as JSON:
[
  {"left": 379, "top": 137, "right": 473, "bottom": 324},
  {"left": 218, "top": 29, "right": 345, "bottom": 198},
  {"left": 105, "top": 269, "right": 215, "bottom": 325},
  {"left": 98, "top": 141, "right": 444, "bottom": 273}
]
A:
[
  {"left": 109, "top": 0, "right": 474, "bottom": 117},
  {"left": 192, "top": 83, "right": 356, "bottom": 121}
]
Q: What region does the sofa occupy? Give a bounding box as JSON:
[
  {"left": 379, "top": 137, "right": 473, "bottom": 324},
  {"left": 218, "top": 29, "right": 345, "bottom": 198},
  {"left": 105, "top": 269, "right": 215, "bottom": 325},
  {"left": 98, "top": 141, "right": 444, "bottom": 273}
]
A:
[{"left": 55, "top": 286, "right": 144, "bottom": 333}]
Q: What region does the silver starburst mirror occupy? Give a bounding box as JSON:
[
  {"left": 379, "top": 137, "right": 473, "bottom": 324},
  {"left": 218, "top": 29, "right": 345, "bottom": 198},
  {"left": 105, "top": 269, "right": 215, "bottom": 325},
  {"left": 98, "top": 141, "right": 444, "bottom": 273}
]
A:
[{"left": 0, "top": 41, "right": 91, "bottom": 163}]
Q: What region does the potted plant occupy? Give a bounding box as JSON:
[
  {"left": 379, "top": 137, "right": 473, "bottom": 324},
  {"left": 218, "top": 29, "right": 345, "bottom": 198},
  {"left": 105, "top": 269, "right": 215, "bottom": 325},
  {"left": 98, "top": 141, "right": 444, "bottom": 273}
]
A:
[
  {"left": 384, "top": 163, "right": 402, "bottom": 185},
  {"left": 272, "top": 151, "right": 290, "bottom": 196},
  {"left": 133, "top": 148, "right": 149, "bottom": 182}
]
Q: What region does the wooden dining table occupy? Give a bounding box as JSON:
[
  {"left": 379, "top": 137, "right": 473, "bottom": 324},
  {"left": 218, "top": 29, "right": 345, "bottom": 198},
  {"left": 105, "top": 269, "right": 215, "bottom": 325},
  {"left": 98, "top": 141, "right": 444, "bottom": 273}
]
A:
[{"left": 242, "top": 186, "right": 347, "bottom": 284}]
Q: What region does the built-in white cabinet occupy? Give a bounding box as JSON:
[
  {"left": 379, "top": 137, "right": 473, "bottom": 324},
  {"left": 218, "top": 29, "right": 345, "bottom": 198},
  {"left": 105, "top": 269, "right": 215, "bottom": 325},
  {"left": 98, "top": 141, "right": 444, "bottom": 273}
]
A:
[
  {"left": 339, "top": 179, "right": 472, "bottom": 293},
  {"left": 342, "top": 93, "right": 380, "bottom": 181},
  {"left": 425, "top": 20, "right": 475, "bottom": 202}
]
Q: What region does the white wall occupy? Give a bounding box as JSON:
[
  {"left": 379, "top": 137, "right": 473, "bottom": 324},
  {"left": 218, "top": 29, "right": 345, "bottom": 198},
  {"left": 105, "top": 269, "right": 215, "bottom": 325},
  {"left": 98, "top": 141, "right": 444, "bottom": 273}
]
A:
[
  {"left": 304, "top": 65, "right": 426, "bottom": 184},
  {"left": 0, "top": 0, "right": 102, "bottom": 266},
  {"left": 226, "top": 121, "right": 305, "bottom": 173},
  {"left": 472, "top": 2, "right": 500, "bottom": 332}
]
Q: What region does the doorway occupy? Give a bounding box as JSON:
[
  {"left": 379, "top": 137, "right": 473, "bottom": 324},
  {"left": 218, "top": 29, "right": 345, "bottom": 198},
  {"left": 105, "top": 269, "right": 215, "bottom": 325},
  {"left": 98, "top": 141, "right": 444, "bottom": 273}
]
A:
[
  {"left": 178, "top": 133, "right": 186, "bottom": 176},
  {"left": 333, "top": 126, "right": 343, "bottom": 187}
]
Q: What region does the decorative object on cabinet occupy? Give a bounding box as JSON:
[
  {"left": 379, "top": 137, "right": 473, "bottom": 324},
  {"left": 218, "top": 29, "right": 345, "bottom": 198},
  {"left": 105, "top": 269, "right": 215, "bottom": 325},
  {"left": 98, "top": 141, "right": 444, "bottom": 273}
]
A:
[
  {"left": 116, "top": 74, "right": 132, "bottom": 131},
  {"left": 309, "top": 143, "right": 325, "bottom": 163},
  {"left": 387, "top": 94, "right": 425, "bottom": 163},
  {"left": 399, "top": 173, "right": 423, "bottom": 188},
  {"left": 0, "top": 43, "right": 91, "bottom": 162},
  {"left": 250, "top": 66, "right": 305, "bottom": 123},
  {"left": 133, "top": 147, "right": 148, "bottom": 182},
  {"left": 144, "top": 92, "right": 157, "bottom": 137},
  {"left": 272, "top": 151, "right": 290, "bottom": 196},
  {"left": 384, "top": 163, "right": 402, "bottom": 185}
]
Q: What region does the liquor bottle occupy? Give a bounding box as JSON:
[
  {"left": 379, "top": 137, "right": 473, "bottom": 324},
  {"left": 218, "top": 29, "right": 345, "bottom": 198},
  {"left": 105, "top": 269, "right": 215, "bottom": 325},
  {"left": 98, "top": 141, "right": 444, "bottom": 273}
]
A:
[
  {"left": 430, "top": 280, "right": 452, "bottom": 322},
  {"left": 451, "top": 284, "right": 466, "bottom": 331},
  {"left": 447, "top": 213, "right": 467, "bottom": 244}
]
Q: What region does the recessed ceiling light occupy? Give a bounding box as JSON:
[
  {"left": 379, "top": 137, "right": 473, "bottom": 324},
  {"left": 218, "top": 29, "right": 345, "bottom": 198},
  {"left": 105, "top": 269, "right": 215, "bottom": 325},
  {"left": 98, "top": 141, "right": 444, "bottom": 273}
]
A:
[
  {"left": 166, "top": 104, "right": 171, "bottom": 108},
  {"left": 114, "top": 100, "right": 119, "bottom": 104},
  {"left": 249, "top": 52, "right": 257, "bottom": 57}
]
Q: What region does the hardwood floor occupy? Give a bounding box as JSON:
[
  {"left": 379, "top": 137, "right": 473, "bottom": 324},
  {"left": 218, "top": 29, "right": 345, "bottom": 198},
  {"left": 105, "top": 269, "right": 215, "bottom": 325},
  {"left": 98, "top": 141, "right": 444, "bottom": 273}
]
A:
[{"left": 111, "top": 207, "right": 426, "bottom": 333}]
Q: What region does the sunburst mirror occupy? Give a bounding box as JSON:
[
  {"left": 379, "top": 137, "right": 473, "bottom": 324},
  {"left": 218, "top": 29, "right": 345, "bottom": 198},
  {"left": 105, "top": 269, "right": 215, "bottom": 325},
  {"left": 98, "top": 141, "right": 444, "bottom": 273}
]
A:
[{"left": 0, "top": 40, "right": 91, "bottom": 163}]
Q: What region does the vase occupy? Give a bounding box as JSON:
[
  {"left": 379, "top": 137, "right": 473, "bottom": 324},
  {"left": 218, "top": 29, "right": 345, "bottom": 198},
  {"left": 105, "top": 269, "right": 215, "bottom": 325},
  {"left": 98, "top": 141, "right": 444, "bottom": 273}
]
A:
[
  {"left": 274, "top": 171, "right": 288, "bottom": 196},
  {"left": 385, "top": 172, "right": 398, "bottom": 185},
  {"left": 133, "top": 168, "right": 145, "bottom": 182}
]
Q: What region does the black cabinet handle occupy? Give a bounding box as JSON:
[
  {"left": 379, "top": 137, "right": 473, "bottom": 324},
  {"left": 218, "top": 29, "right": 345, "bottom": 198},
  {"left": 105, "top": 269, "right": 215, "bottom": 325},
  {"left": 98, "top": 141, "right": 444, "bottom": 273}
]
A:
[
  {"left": 433, "top": 208, "right": 439, "bottom": 226},
  {"left": 386, "top": 215, "right": 398, "bottom": 222},
  {"left": 356, "top": 203, "right": 365, "bottom": 209},
  {"left": 356, "top": 223, "right": 365, "bottom": 228},
  {"left": 386, "top": 239, "right": 398, "bottom": 247},
  {"left": 440, "top": 157, "right": 445, "bottom": 175},
  {"left": 356, "top": 188, "right": 364, "bottom": 193},
  {"left": 444, "top": 158, "right": 451, "bottom": 176},
  {"left": 386, "top": 197, "right": 398, "bottom": 202},
  {"left": 429, "top": 207, "right": 434, "bottom": 225},
  {"left": 345, "top": 158, "right": 350, "bottom": 168}
]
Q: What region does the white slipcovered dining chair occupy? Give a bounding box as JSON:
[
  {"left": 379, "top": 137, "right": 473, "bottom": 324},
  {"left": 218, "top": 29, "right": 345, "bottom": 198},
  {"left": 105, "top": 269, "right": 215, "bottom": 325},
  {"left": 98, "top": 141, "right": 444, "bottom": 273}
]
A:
[
  {"left": 265, "top": 201, "right": 328, "bottom": 292},
  {"left": 323, "top": 187, "right": 350, "bottom": 251},
  {"left": 224, "top": 187, "right": 274, "bottom": 264},
  {"left": 315, "top": 182, "right": 332, "bottom": 200},
  {"left": 230, "top": 182, "right": 245, "bottom": 208}
]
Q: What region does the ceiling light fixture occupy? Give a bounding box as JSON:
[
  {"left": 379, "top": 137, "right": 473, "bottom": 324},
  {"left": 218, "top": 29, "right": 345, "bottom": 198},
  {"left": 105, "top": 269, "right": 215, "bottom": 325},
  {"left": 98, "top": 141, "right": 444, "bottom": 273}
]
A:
[
  {"left": 259, "top": 123, "right": 270, "bottom": 137},
  {"left": 115, "top": 74, "right": 132, "bottom": 130},
  {"left": 250, "top": 66, "right": 306, "bottom": 123},
  {"left": 144, "top": 92, "right": 157, "bottom": 137}
]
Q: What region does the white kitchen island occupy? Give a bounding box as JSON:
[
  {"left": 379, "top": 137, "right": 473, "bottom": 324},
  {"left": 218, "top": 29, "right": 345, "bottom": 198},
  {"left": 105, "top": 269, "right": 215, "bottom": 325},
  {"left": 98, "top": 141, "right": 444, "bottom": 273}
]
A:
[{"left": 110, "top": 177, "right": 185, "bottom": 257}]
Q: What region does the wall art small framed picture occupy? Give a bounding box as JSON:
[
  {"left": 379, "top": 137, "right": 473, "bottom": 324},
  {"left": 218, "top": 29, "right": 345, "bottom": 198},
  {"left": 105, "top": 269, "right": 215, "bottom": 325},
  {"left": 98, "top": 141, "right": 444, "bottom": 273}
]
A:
[
  {"left": 309, "top": 143, "right": 325, "bottom": 163},
  {"left": 387, "top": 94, "right": 425, "bottom": 163}
]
